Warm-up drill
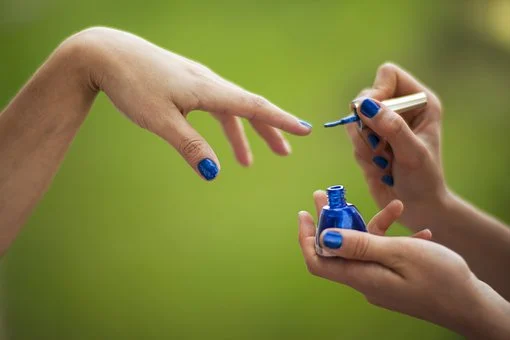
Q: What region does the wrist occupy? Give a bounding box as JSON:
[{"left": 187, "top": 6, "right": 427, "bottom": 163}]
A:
[
  {"left": 419, "top": 188, "right": 461, "bottom": 230},
  {"left": 58, "top": 27, "right": 113, "bottom": 93},
  {"left": 463, "top": 278, "right": 510, "bottom": 339}
]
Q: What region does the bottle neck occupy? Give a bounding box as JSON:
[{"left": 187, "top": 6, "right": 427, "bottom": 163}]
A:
[{"left": 327, "top": 185, "right": 346, "bottom": 208}]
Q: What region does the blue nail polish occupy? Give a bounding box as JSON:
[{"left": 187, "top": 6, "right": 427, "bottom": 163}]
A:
[
  {"left": 323, "top": 231, "right": 343, "bottom": 249},
  {"left": 360, "top": 98, "right": 380, "bottom": 118},
  {"left": 373, "top": 156, "right": 388, "bottom": 169},
  {"left": 198, "top": 158, "right": 219, "bottom": 181},
  {"left": 299, "top": 120, "right": 313, "bottom": 129},
  {"left": 381, "top": 175, "right": 394, "bottom": 186},
  {"left": 323, "top": 113, "right": 359, "bottom": 127},
  {"left": 315, "top": 185, "right": 367, "bottom": 256},
  {"left": 367, "top": 134, "right": 380, "bottom": 149}
]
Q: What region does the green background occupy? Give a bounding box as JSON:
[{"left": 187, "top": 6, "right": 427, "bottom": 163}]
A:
[{"left": 1, "top": 0, "right": 509, "bottom": 339}]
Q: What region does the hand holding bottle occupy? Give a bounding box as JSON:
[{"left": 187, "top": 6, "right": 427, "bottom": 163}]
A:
[{"left": 298, "top": 191, "right": 510, "bottom": 339}]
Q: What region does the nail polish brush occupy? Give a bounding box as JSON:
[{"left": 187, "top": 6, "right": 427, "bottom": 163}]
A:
[{"left": 324, "top": 92, "right": 428, "bottom": 128}]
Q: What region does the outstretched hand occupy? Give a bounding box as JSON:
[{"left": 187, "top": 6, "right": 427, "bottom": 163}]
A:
[{"left": 73, "top": 27, "right": 312, "bottom": 180}]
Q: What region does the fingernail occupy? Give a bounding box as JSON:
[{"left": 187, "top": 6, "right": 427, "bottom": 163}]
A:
[
  {"left": 367, "top": 134, "right": 380, "bottom": 149},
  {"left": 323, "top": 231, "right": 343, "bottom": 249},
  {"left": 360, "top": 98, "right": 380, "bottom": 118},
  {"left": 299, "top": 120, "right": 313, "bottom": 129},
  {"left": 381, "top": 174, "right": 394, "bottom": 186},
  {"left": 198, "top": 158, "right": 219, "bottom": 181},
  {"left": 373, "top": 156, "right": 389, "bottom": 169}
]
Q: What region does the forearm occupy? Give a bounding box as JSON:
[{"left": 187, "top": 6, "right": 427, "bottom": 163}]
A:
[
  {"left": 0, "top": 35, "right": 99, "bottom": 255},
  {"left": 465, "top": 278, "right": 510, "bottom": 339},
  {"left": 430, "top": 192, "right": 510, "bottom": 300}
]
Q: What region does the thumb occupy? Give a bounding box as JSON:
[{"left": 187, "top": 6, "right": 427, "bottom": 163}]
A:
[
  {"left": 151, "top": 109, "right": 221, "bottom": 181},
  {"left": 355, "top": 97, "right": 428, "bottom": 169},
  {"left": 319, "top": 229, "right": 401, "bottom": 266}
]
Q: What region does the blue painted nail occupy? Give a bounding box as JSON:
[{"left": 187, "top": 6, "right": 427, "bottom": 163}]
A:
[
  {"left": 198, "top": 158, "right": 219, "bottom": 181},
  {"left": 367, "top": 134, "right": 380, "bottom": 149},
  {"left": 323, "top": 231, "right": 343, "bottom": 249},
  {"left": 299, "top": 120, "right": 313, "bottom": 129},
  {"left": 381, "top": 174, "right": 394, "bottom": 186},
  {"left": 373, "top": 156, "right": 389, "bottom": 169},
  {"left": 360, "top": 98, "right": 380, "bottom": 118}
]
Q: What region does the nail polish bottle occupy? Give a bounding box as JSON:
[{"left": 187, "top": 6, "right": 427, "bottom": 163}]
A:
[{"left": 315, "top": 185, "right": 367, "bottom": 256}]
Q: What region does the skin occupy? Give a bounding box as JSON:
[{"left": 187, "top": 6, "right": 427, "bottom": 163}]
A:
[
  {"left": 298, "top": 194, "right": 510, "bottom": 339},
  {"left": 0, "top": 27, "right": 312, "bottom": 256},
  {"left": 298, "top": 63, "right": 510, "bottom": 337},
  {"left": 345, "top": 63, "right": 510, "bottom": 300}
]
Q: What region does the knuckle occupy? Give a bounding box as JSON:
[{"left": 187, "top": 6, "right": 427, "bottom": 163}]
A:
[
  {"left": 352, "top": 235, "right": 370, "bottom": 260},
  {"left": 252, "top": 95, "right": 269, "bottom": 109},
  {"left": 134, "top": 114, "right": 152, "bottom": 131},
  {"left": 403, "top": 143, "right": 428, "bottom": 169},
  {"left": 305, "top": 259, "right": 320, "bottom": 276},
  {"left": 384, "top": 114, "right": 404, "bottom": 138},
  {"left": 386, "top": 240, "right": 407, "bottom": 268},
  {"left": 179, "top": 137, "right": 206, "bottom": 160}
]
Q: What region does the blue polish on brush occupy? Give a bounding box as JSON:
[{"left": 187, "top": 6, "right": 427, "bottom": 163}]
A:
[{"left": 324, "top": 112, "right": 360, "bottom": 127}]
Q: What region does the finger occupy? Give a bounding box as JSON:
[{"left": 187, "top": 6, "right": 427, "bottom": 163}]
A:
[
  {"left": 367, "top": 200, "right": 403, "bottom": 236},
  {"left": 153, "top": 109, "right": 220, "bottom": 181},
  {"left": 363, "top": 63, "right": 441, "bottom": 124},
  {"left": 298, "top": 211, "right": 317, "bottom": 261},
  {"left": 217, "top": 115, "right": 252, "bottom": 167},
  {"left": 298, "top": 211, "right": 316, "bottom": 238},
  {"left": 250, "top": 121, "right": 291, "bottom": 156},
  {"left": 313, "top": 190, "right": 328, "bottom": 217},
  {"left": 200, "top": 83, "right": 312, "bottom": 136},
  {"left": 412, "top": 228, "right": 432, "bottom": 240},
  {"left": 298, "top": 210, "right": 404, "bottom": 293},
  {"left": 360, "top": 127, "right": 385, "bottom": 153},
  {"left": 354, "top": 97, "right": 428, "bottom": 168},
  {"left": 319, "top": 228, "right": 402, "bottom": 266},
  {"left": 348, "top": 124, "right": 393, "bottom": 182},
  {"left": 370, "top": 62, "right": 429, "bottom": 100}
]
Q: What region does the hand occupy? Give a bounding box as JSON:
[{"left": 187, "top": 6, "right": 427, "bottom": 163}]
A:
[
  {"left": 67, "top": 27, "right": 312, "bottom": 180},
  {"left": 298, "top": 192, "right": 510, "bottom": 338},
  {"left": 346, "top": 63, "right": 446, "bottom": 229}
]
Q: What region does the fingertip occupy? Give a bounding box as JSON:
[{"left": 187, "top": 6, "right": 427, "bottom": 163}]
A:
[
  {"left": 389, "top": 199, "right": 404, "bottom": 214},
  {"left": 272, "top": 140, "right": 292, "bottom": 156},
  {"left": 313, "top": 190, "right": 327, "bottom": 199},
  {"left": 421, "top": 228, "right": 433, "bottom": 240},
  {"left": 298, "top": 210, "right": 312, "bottom": 221},
  {"left": 283, "top": 139, "right": 292, "bottom": 154},
  {"left": 293, "top": 119, "right": 313, "bottom": 136}
]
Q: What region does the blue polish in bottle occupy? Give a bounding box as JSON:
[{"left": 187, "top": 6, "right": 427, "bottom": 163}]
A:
[{"left": 315, "top": 185, "right": 367, "bottom": 256}]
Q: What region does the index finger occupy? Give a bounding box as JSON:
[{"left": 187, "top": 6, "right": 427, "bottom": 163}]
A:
[
  {"left": 200, "top": 82, "right": 313, "bottom": 136},
  {"left": 366, "top": 63, "right": 441, "bottom": 112}
]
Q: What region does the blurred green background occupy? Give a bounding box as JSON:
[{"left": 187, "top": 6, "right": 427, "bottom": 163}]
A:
[{"left": 1, "top": 0, "right": 509, "bottom": 339}]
